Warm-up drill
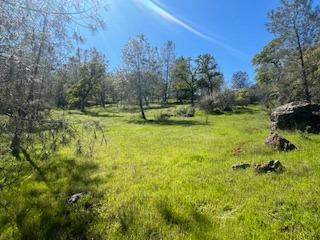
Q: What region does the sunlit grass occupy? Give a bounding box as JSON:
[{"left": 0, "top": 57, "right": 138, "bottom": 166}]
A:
[{"left": 1, "top": 104, "right": 320, "bottom": 239}]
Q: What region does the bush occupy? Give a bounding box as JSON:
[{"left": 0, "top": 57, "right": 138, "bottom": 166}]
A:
[
  {"left": 175, "top": 106, "right": 195, "bottom": 117},
  {"left": 247, "top": 85, "right": 264, "bottom": 104},
  {"left": 155, "top": 111, "right": 173, "bottom": 121},
  {"left": 234, "top": 89, "right": 250, "bottom": 106},
  {"left": 199, "top": 90, "right": 235, "bottom": 113}
]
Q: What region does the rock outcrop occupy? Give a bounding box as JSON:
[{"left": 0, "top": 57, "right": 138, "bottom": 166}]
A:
[
  {"left": 271, "top": 101, "right": 320, "bottom": 133},
  {"left": 265, "top": 133, "right": 297, "bottom": 151}
]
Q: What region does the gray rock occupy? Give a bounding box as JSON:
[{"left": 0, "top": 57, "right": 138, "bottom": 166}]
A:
[
  {"left": 232, "top": 163, "right": 251, "bottom": 170},
  {"left": 255, "top": 160, "right": 284, "bottom": 173},
  {"left": 271, "top": 101, "right": 320, "bottom": 133},
  {"left": 67, "top": 192, "right": 85, "bottom": 204},
  {"left": 265, "top": 133, "right": 297, "bottom": 151}
]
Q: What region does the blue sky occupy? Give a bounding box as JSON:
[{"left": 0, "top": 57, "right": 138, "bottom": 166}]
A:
[{"left": 82, "top": 0, "right": 281, "bottom": 85}]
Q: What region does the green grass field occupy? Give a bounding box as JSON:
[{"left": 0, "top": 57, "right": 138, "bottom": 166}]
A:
[{"left": 1, "top": 104, "right": 320, "bottom": 240}]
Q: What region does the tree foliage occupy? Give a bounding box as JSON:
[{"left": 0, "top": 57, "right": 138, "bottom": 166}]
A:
[
  {"left": 67, "top": 49, "right": 106, "bottom": 112},
  {"left": 121, "top": 35, "right": 161, "bottom": 119},
  {"left": 254, "top": 0, "right": 320, "bottom": 104},
  {"left": 0, "top": 0, "right": 106, "bottom": 185},
  {"left": 171, "top": 57, "right": 200, "bottom": 106},
  {"left": 232, "top": 71, "right": 250, "bottom": 89},
  {"left": 160, "top": 41, "right": 176, "bottom": 104},
  {"left": 196, "top": 54, "right": 223, "bottom": 94}
]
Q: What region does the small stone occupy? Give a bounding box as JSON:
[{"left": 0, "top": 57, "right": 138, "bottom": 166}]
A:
[
  {"left": 273, "top": 160, "right": 284, "bottom": 172},
  {"left": 67, "top": 192, "right": 85, "bottom": 204},
  {"left": 232, "top": 163, "right": 251, "bottom": 170},
  {"left": 255, "top": 160, "right": 284, "bottom": 173}
]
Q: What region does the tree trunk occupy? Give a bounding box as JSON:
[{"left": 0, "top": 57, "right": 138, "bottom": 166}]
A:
[
  {"left": 190, "top": 88, "right": 194, "bottom": 106},
  {"left": 10, "top": 132, "right": 21, "bottom": 158},
  {"left": 163, "top": 63, "right": 170, "bottom": 104},
  {"left": 80, "top": 98, "right": 85, "bottom": 112},
  {"left": 144, "top": 96, "right": 149, "bottom": 108},
  {"left": 137, "top": 72, "right": 146, "bottom": 119},
  {"left": 190, "top": 75, "right": 195, "bottom": 107},
  {"left": 298, "top": 51, "right": 311, "bottom": 102},
  {"left": 137, "top": 56, "right": 146, "bottom": 120},
  {"left": 100, "top": 93, "right": 105, "bottom": 108},
  {"left": 139, "top": 94, "right": 146, "bottom": 119},
  {"left": 295, "top": 28, "right": 311, "bottom": 102},
  {"left": 208, "top": 75, "right": 213, "bottom": 95},
  {"left": 29, "top": 15, "right": 48, "bottom": 101},
  {"left": 163, "top": 84, "right": 168, "bottom": 105}
]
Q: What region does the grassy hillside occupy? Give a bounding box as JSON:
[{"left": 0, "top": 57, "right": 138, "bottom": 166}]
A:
[{"left": 1, "top": 104, "right": 320, "bottom": 239}]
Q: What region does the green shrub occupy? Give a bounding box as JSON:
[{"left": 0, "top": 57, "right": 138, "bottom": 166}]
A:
[
  {"left": 155, "top": 111, "right": 173, "bottom": 121},
  {"left": 234, "top": 89, "right": 251, "bottom": 106},
  {"left": 175, "top": 106, "right": 195, "bottom": 117},
  {"left": 199, "top": 90, "right": 235, "bottom": 113}
]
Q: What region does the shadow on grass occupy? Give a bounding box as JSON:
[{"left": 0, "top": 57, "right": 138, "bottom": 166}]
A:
[
  {"left": 44, "top": 158, "right": 102, "bottom": 194},
  {"left": 224, "top": 106, "right": 260, "bottom": 115},
  {"left": 145, "top": 104, "right": 177, "bottom": 110},
  {"left": 126, "top": 118, "right": 207, "bottom": 126},
  {"left": 117, "top": 102, "right": 182, "bottom": 113},
  {"left": 118, "top": 106, "right": 140, "bottom": 113},
  {"left": 0, "top": 157, "right": 103, "bottom": 239},
  {"left": 85, "top": 111, "right": 122, "bottom": 118},
  {"left": 68, "top": 110, "right": 122, "bottom": 118},
  {"left": 156, "top": 198, "right": 212, "bottom": 238}
]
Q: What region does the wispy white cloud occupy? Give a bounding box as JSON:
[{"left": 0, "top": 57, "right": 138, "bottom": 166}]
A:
[{"left": 133, "top": 0, "right": 248, "bottom": 57}]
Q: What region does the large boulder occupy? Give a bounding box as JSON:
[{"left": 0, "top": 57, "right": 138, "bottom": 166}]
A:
[
  {"left": 265, "top": 133, "right": 297, "bottom": 151},
  {"left": 271, "top": 101, "right": 320, "bottom": 133}
]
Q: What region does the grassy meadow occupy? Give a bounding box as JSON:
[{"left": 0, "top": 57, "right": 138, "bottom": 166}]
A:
[{"left": 1, "top": 104, "right": 320, "bottom": 239}]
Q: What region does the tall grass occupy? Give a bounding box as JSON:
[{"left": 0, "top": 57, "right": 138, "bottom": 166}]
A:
[{"left": 1, "top": 104, "right": 320, "bottom": 239}]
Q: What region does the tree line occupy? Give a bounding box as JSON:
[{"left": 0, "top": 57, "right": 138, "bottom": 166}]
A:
[
  {"left": 51, "top": 35, "right": 253, "bottom": 119},
  {"left": 52, "top": 0, "right": 320, "bottom": 116}
]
